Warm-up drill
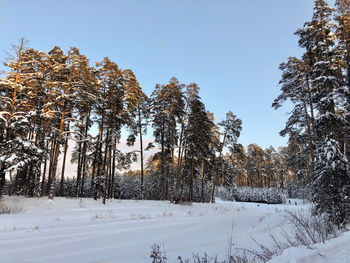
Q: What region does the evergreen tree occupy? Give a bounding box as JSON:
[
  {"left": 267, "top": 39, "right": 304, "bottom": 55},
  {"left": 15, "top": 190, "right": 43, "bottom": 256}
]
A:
[
  {"left": 184, "top": 97, "right": 215, "bottom": 202},
  {"left": 211, "top": 111, "right": 242, "bottom": 202},
  {"left": 150, "top": 78, "right": 184, "bottom": 200},
  {"left": 123, "top": 69, "right": 149, "bottom": 198},
  {"left": 276, "top": 0, "right": 350, "bottom": 226},
  {"left": 273, "top": 57, "right": 315, "bottom": 181},
  {"left": 313, "top": 137, "right": 350, "bottom": 227},
  {"left": 0, "top": 39, "right": 45, "bottom": 196}
]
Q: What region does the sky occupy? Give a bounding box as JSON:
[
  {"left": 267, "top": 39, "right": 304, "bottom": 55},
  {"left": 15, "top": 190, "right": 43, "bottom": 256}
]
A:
[{"left": 0, "top": 0, "right": 334, "bottom": 150}]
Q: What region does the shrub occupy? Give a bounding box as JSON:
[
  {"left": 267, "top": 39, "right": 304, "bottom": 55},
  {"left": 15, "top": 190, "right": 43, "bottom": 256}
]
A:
[
  {"left": 286, "top": 182, "right": 312, "bottom": 200},
  {"left": 150, "top": 244, "right": 167, "bottom": 263},
  {"left": 218, "top": 187, "right": 285, "bottom": 204},
  {"left": 150, "top": 243, "right": 249, "bottom": 263},
  {"left": 236, "top": 187, "right": 285, "bottom": 204},
  {"left": 217, "top": 187, "right": 236, "bottom": 201}
]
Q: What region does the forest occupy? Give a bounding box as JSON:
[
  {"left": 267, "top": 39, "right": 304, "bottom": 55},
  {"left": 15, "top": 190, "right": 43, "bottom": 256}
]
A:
[{"left": 1, "top": 0, "right": 350, "bottom": 230}]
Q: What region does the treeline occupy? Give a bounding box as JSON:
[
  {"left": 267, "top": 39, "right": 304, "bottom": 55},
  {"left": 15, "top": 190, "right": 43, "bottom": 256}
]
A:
[
  {"left": 228, "top": 144, "right": 296, "bottom": 190},
  {"left": 0, "top": 39, "right": 243, "bottom": 203},
  {"left": 273, "top": 0, "right": 350, "bottom": 227}
]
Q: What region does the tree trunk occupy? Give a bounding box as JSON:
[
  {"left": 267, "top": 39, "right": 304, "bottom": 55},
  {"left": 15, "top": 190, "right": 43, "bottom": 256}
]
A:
[
  {"left": 102, "top": 129, "right": 110, "bottom": 205},
  {"left": 138, "top": 108, "right": 145, "bottom": 199},
  {"left": 0, "top": 165, "right": 5, "bottom": 197},
  {"left": 302, "top": 80, "right": 315, "bottom": 182},
  {"left": 111, "top": 137, "right": 116, "bottom": 199},
  {"left": 161, "top": 122, "right": 165, "bottom": 200},
  {"left": 94, "top": 113, "right": 105, "bottom": 200},
  {"left": 201, "top": 160, "right": 205, "bottom": 203},
  {"left": 47, "top": 139, "right": 56, "bottom": 196},
  {"left": 80, "top": 108, "right": 91, "bottom": 197},
  {"left": 190, "top": 154, "right": 194, "bottom": 202},
  {"left": 49, "top": 108, "right": 66, "bottom": 200},
  {"left": 211, "top": 131, "right": 227, "bottom": 203},
  {"left": 41, "top": 140, "right": 49, "bottom": 196},
  {"left": 107, "top": 144, "right": 112, "bottom": 199},
  {"left": 76, "top": 113, "right": 85, "bottom": 197},
  {"left": 59, "top": 120, "right": 70, "bottom": 196}
]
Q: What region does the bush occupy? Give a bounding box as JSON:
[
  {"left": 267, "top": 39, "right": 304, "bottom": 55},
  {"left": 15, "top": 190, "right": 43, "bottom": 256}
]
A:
[
  {"left": 217, "top": 187, "right": 236, "bottom": 201},
  {"left": 236, "top": 187, "right": 285, "bottom": 204},
  {"left": 218, "top": 187, "right": 285, "bottom": 204},
  {"left": 150, "top": 244, "right": 167, "bottom": 263},
  {"left": 283, "top": 209, "right": 336, "bottom": 246},
  {"left": 286, "top": 182, "right": 312, "bottom": 200},
  {"left": 150, "top": 243, "right": 248, "bottom": 263}
]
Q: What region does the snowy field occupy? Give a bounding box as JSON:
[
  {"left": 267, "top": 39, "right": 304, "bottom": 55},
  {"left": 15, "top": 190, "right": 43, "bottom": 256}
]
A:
[{"left": 0, "top": 197, "right": 347, "bottom": 263}]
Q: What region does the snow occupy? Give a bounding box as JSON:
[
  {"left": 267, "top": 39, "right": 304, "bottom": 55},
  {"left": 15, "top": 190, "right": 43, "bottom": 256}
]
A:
[
  {"left": 268, "top": 230, "right": 350, "bottom": 263},
  {"left": 0, "top": 197, "right": 346, "bottom": 263},
  {"left": 0, "top": 197, "right": 297, "bottom": 262}
]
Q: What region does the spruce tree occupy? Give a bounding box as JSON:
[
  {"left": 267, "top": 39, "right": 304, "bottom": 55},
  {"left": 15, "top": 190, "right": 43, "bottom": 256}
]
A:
[{"left": 313, "top": 137, "right": 350, "bottom": 227}]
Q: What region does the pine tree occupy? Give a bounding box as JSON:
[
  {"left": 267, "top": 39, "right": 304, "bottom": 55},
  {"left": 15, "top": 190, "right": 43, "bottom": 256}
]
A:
[
  {"left": 228, "top": 144, "right": 248, "bottom": 187},
  {"left": 277, "top": 0, "right": 350, "bottom": 226},
  {"left": 0, "top": 39, "right": 45, "bottom": 196},
  {"left": 211, "top": 111, "right": 242, "bottom": 202},
  {"left": 46, "top": 46, "right": 82, "bottom": 199},
  {"left": 66, "top": 47, "right": 95, "bottom": 197},
  {"left": 273, "top": 57, "right": 315, "bottom": 181},
  {"left": 175, "top": 83, "right": 200, "bottom": 201},
  {"left": 313, "top": 137, "right": 350, "bottom": 227},
  {"left": 184, "top": 97, "right": 215, "bottom": 201},
  {"left": 246, "top": 144, "right": 265, "bottom": 188},
  {"left": 150, "top": 78, "right": 184, "bottom": 200},
  {"left": 94, "top": 57, "right": 131, "bottom": 204},
  {"left": 335, "top": 0, "right": 350, "bottom": 88},
  {"left": 264, "top": 146, "right": 277, "bottom": 188},
  {"left": 123, "top": 69, "right": 149, "bottom": 199}
]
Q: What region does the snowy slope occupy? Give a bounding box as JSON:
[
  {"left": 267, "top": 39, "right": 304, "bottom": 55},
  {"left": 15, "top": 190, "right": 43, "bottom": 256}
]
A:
[
  {"left": 268, "top": 230, "right": 350, "bottom": 263},
  {"left": 0, "top": 197, "right": 305, "bottom": 263}
]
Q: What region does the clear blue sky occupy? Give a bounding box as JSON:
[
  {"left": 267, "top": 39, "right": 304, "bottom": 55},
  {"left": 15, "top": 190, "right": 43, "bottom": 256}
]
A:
[{"left": 1, "top": 0, "right": 332, "bottom": 149}]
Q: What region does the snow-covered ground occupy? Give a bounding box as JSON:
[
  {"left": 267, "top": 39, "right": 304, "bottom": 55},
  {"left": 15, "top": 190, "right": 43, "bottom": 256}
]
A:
[
  {"left": 0, "top": 197, "right": 342, "bottom": 263},
  {"left": 268, "top": 229, "right": 350, "bottom": 263}
]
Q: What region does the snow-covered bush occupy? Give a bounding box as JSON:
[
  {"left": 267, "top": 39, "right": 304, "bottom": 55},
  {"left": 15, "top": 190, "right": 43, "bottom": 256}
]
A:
[
  {"left": 178, "top": 183, "right": 212, "bottom": 203},
  {"left": 115, "top": 175, "right": 142, "bottom": 200},
  {"left": 217, "top": 186, "right": 236, "bottom": 201},
  {"left": 218, "top": 187, "right": 285, "bottom": 204},
  {"left": 235, "top": 187, "right": 285, "bottom": 204},
  {"left": 286, "top": 182, "right": 311, "bottom": 200}
]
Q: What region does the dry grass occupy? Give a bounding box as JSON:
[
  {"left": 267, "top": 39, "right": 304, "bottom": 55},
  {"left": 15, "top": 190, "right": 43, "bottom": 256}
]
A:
[{"left": 0, "top": 197, "right": 24, "bottom": 215}]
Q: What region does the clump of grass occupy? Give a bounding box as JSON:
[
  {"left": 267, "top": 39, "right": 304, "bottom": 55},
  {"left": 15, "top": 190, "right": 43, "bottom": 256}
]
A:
[{"left": 0, "top": 198, "right": 24, "bottom": 215}]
